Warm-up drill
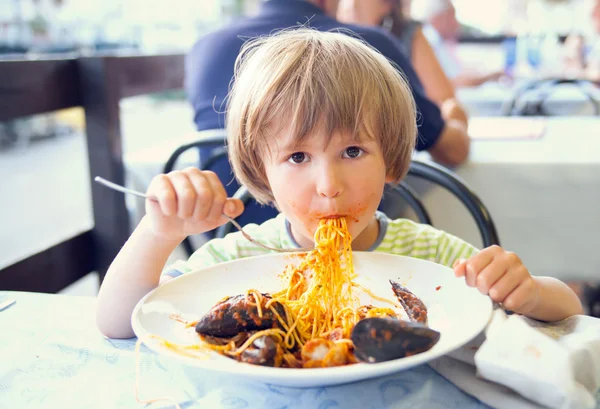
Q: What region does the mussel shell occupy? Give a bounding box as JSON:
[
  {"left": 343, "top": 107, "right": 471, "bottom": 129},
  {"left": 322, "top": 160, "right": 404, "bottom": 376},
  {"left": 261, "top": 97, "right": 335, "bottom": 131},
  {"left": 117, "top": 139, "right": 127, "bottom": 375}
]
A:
[
  {"left": 239, "top": 335, "right": 283, "bottom": 367},
  {"left": 351, "top": 317, "right": 440, "bottom": 363},
  {"left": 389, "top": 280, "right": 428, "bottom": 324},
  {"left": 195, "top": 294, "right": 286, "bottom": 337}
]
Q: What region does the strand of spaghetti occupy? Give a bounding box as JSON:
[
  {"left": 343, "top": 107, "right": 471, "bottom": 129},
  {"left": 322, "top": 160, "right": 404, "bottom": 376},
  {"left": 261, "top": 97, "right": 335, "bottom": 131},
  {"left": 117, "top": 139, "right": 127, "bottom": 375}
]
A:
[
  {"left": 134, "top": 338, "right": 182, "bottom": 409},
  {"left": 169, "top": 313, "right": 199, "bottom": 329},
  {"left": 226, "top": 328, "right": 287, "bottom": 356},
  {"left": 353, "top": 283, "right": 400, "bottom": 308},
  {"left": 246, "top": 290, "right": 263, "bottom": 318},
  {"left": 266, "top": 301, "right": 302, "bottom": 349},
  {"left": 156, "top": 335, "right": 231, "bottom": 355}
]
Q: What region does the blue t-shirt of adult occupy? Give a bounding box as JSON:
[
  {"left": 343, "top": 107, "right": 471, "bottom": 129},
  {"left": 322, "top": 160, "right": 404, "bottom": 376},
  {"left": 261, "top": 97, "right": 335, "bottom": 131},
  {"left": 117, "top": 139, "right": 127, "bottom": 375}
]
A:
[{"left": 185, "top": 0, "right": 445, "bottom": 151}]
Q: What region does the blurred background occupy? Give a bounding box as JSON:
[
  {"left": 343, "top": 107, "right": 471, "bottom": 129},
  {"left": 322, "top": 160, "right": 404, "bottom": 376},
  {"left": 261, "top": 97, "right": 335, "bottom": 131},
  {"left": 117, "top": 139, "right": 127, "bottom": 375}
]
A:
[{"left": 0, "top": 0, "right": 595, "bottom": 55}]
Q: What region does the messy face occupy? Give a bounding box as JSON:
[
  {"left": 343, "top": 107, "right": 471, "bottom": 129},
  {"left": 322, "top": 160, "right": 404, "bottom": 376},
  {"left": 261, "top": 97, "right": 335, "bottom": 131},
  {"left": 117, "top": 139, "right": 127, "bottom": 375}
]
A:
[
  {"left": 227, "top": 30, "right": 416, "bottom": 207},
  {"left": 264, "top": 125, "right": 393, "bottom": 250}
]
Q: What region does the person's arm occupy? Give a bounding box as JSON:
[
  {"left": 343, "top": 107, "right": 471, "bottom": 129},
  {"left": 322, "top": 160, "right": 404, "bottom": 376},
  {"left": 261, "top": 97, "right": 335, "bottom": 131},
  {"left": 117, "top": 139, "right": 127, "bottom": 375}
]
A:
[
  {"left": 524, "top": 276, "right": 584, "bottom": 321},
  {"left": 96, "top": 168, "right": 244, "bottom": 339},
  {"left": 398, "top": 50, "right": 471, "bottom": 166},
  {"left": 96, "top": 218, "right": 182, "bottom": 339},
  {"left": 454, "top": 246, "right": 583, "bottom": 322},
  {"left": 423, "top": 95, "right": 469, "bottom": 166},
  {"left": 411, "top": 27, "right": 457, "bottom": 106},
  {"left": 427, "top": 120, "right": 470, "bottom": 166},
  {"left": 451, "top": 70, "right": 503, "bottom": 88}
]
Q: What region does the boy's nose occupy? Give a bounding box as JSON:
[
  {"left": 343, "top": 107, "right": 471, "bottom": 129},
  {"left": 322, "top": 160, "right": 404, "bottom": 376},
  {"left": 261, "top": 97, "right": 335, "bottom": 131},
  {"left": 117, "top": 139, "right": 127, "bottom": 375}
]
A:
[{"left": 316, "top": 165, "right": 344, "bottom": 198}]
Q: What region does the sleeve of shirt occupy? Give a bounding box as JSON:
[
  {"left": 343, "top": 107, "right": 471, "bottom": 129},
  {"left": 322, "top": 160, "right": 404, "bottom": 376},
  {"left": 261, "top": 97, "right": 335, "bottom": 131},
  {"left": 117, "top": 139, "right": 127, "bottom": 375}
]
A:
[
  {"left": 435, "top": 230, "right": 479, "bottom": 268},
  {"left": 357, "top": 28, "right": 446, "bottom": 151},
  {"left": 161, "top": 234, "right": 244, "bottom": 279}
]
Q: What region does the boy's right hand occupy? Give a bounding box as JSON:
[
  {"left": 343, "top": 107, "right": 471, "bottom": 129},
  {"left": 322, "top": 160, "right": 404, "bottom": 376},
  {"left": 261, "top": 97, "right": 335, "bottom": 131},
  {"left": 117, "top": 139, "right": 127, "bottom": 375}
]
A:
[{"left": 144, "top": 168, "right": 244, "bottom": 240}]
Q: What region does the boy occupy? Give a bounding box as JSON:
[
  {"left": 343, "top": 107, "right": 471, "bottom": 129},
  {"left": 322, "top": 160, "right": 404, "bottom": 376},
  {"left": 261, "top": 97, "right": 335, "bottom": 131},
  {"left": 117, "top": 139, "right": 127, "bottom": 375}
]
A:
[{"left": 96, "top": 29, "right": 582, "bottom": 339}]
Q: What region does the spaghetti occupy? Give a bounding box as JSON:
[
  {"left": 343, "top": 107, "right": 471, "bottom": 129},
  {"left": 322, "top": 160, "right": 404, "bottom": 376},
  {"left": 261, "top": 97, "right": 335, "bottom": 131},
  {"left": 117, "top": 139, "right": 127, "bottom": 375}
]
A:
[{"left": 271, "top": 217, "right": 358, "bottom": 343}]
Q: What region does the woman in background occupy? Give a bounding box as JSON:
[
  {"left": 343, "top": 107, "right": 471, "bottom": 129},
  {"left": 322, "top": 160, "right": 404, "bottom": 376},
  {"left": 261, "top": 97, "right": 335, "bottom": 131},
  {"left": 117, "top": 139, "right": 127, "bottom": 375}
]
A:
[{"left": 337, "top": 0, "right": 466, "bottom": 122}]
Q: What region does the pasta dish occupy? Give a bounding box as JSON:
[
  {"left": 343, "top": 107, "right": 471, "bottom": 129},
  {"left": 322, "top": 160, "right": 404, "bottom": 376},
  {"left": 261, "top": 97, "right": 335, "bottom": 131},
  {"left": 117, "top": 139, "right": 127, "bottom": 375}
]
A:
[{"left": 159, "top": 218, "right": 439, "bottom": 368}]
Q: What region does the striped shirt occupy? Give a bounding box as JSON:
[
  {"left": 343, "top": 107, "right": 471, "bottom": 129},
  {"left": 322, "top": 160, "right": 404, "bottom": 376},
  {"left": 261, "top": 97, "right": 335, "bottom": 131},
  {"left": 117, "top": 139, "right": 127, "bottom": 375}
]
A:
[{"left": 164, "top": 212, "right": 478, "bottom": 278}]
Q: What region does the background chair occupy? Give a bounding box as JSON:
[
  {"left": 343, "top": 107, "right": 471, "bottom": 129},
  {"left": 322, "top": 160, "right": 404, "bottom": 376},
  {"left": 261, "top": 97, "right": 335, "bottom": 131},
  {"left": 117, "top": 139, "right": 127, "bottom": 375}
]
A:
[{"left": 502, "top": 78, "right": 600, "bottom": 117}]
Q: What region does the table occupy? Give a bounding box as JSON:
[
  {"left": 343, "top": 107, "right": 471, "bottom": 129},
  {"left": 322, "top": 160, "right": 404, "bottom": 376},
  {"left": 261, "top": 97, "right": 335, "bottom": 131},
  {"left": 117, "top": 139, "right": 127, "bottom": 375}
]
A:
[
  {"left": 413, "top": 117, "right": 600, "bottom": 281},
  {"left": 0, "top": 291, "right": 494, "bottom": 409}
]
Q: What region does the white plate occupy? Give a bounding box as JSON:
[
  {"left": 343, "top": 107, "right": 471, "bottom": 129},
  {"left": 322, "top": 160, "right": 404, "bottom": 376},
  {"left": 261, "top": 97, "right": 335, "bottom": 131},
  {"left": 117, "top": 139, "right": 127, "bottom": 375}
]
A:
[{"left": 132, "top": 252, "right": 492, "bottom": 387}]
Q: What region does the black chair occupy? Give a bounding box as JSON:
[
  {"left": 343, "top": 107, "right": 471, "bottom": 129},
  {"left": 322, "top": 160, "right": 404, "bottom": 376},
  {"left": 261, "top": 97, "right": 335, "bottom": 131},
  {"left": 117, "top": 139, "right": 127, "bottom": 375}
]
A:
[
  {"left": 502, "top": 78, "right": 600, "bottom": 117},
  {"left": 406, "top": 160, "right": 500, "bottom": 247}
]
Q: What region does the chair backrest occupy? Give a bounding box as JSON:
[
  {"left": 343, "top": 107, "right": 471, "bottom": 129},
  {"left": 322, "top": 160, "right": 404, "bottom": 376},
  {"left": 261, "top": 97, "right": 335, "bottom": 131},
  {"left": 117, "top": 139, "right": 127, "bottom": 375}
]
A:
[
  {"left": 502, "top": 78, "right": 600, "bottom": 117},
  {"left": 165, "top": 135, "right": 500, "bottom": 257},
  {"left": 406, "top": 160, "right": 500, "bottom": 247}
]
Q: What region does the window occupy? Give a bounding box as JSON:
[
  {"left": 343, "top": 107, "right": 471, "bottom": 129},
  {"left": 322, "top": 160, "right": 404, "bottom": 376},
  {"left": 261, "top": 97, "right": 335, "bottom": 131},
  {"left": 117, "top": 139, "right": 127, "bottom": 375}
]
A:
[
  {"left": 0, "top": 0, "right": 261, "bottom": 54},
  {"left": 452, "top": 0, "right": 595, "bottom": 38}
]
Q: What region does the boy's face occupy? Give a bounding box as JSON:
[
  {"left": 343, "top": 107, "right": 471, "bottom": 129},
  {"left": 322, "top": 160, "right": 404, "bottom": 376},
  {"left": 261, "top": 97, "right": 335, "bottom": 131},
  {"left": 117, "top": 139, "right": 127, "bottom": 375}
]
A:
[{"left": 264, "top": 126, "right": 392, "bottom": 249}]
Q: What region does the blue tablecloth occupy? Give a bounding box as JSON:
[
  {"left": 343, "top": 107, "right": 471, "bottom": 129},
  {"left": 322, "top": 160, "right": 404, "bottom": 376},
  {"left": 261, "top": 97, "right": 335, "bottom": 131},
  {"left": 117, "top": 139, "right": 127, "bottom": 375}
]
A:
[{"left": 0, "top": 291, "right": 494, "bottom": 409}]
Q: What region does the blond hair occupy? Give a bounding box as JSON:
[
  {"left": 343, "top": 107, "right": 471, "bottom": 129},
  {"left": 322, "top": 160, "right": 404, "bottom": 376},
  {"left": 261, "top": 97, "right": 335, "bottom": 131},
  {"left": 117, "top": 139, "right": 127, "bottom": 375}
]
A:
[{"left": 227, "top": 28, "right": 416, "bottom": 204}]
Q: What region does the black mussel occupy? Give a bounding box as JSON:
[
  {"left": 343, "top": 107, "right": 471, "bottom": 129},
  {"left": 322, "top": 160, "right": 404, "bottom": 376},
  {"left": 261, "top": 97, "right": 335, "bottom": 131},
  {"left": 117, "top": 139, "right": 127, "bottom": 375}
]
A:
[
  {"left": 239, "top": 335, "right": 284, "bottom": 367},
  {"left": 351, "top": 317, "right": 440, "bottom": 363},
  {"left": 390, "top": 280, "right": 428, "bottom": 324},
  {"left": 195, "top": 293, "right": 287, "bottom": 337}
]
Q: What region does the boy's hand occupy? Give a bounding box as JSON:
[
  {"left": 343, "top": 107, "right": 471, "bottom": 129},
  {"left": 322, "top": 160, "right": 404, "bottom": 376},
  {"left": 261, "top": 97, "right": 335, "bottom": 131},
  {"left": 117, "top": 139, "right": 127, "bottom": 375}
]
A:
[
  {"left": 145, "top": 168, "right": 244, "bottom": 240},
  {"left": 453, "top": 245, "right": 540, "bottom": 315}
]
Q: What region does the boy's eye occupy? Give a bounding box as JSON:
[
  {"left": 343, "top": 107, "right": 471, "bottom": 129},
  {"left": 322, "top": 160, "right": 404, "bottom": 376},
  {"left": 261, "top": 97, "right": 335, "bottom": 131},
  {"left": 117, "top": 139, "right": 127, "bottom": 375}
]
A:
[
  {"left": 343, "top": 146, "right": 364, "bottom": 159},
  {"left": 288, "top": 152, "right": 308, "bottom": 164}
]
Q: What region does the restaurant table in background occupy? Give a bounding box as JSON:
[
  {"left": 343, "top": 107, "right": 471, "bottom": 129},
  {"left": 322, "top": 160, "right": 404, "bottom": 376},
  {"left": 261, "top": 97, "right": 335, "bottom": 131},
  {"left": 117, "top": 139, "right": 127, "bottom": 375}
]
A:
[
  {"left": 413, "top": 116, "right": 600, "bottom": 281},
  {"left": 0, "top": 291, "right": 496, "bottom": 409},
  {"left": 457, "top": 82, "right": 600, "bottom": 117}
]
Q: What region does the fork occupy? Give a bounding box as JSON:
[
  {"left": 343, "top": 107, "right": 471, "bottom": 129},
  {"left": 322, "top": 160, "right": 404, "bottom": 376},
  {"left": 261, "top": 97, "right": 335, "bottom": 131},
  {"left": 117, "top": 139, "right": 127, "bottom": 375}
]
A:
[
  {"left": 0, "top": 298, "right": 16, "bottom": 312},
  {"left": 94, "top": 177, "right": 313, "bottom": 253}
]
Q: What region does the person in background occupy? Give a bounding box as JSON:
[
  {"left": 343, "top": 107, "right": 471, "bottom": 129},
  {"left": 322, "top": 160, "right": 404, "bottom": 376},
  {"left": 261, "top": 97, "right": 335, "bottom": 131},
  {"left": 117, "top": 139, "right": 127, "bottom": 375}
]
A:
[
  {"left": 411, "top": 0, "right": 504, "bottom": 87},
  {"left": 185, "top": 0, "right": 470, "bottom": 169},
  {"left": 563, "top": 33, "right": 586, "bottom": 76},
  {"left": 337, "top": 0, "right": 468, "bottom": 120},
  {"left": 566, "top": 0, "right": 600, "bottom": 83}
]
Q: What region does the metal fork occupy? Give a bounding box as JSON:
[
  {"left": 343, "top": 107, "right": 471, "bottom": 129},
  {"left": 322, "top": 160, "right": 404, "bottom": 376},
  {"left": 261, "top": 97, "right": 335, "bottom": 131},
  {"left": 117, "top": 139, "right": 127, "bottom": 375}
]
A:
[
  {"left": 0, "top": 298, "right": 16, "bottom": 312},
  {"left": 94, "top": 177, "right": 312, "bottom": 253}
]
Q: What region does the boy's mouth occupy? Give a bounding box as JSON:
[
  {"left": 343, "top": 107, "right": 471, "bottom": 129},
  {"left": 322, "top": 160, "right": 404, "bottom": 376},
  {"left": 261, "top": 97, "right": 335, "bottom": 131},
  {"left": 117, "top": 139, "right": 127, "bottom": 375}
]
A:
[
  {"left": 321, "top": 214, "right": 345, "bottom": 219},
  {"left": 310, "top": 212, "right": 348, "bottom": 220}
]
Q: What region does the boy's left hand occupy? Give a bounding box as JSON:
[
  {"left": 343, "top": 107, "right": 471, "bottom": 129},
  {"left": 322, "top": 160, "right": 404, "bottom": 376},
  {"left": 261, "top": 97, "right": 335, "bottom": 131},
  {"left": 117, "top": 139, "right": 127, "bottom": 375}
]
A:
[{"left": 453, "top": 245, "right": 540, "bottom": 315}]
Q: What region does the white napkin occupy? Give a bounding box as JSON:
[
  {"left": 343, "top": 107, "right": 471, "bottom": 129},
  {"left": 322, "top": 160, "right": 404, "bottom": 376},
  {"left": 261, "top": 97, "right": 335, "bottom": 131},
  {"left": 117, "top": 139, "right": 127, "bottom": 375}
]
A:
[{"left": 430, "top": 310, "right": 600, "bottom": 409}]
